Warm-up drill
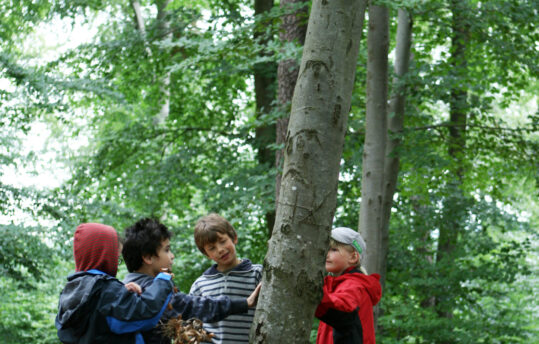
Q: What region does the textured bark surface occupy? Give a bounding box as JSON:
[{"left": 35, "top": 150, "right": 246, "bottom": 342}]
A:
[
  {"left": 359, "top": 3, "right": 389, "bottom": 277},
  {"left": 250, "top": 1, "right": 367, "bottom": 342},
  {"left": 275, "top": 0, "right": 308, "bottom": 215}
]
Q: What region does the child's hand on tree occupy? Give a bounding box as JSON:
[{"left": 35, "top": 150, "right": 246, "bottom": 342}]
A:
[{"left": 247, "top": 283, "right": 262, "bottom": 307}]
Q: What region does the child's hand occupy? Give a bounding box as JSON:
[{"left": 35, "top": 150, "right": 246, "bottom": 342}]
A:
[
  {"left": 124, "top": 282, "right": 142, "bottom": 295},
  {"left": 247, "top": 283, "right": 262, "bottom": 307}
]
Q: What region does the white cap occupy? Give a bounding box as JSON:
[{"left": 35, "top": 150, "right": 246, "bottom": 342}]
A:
[{"left": 331, "top": 227, "right": 366, "bottom": 261}]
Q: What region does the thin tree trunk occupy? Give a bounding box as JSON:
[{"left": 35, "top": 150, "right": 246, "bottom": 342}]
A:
[
  {"left": 253, "top": 0, "right": 277, "bottom": 236},
  {"left": 131, "top": 0, "right": 146, "bottom": 33},
  {"left": 435, "top": 0, "right": 470, "bottom": 329},
  {"left": 359, "top": 1, "right": 389, "bottom": 278},
  {"left": 130, "top": 0, "right": 152, "bottom": 57},
  {"left": 436, "top": 0, "right": 469, "bottom": 275},
  {"left": 250, "top": 1, "right": 367, "bottom": 342},
  {"left": 377, "top": 8, "right": 413, "bottom": 332},
  {"left": 154, "top": 0, "right": 171, "bottom": 125},
  {"left": 380, "top": 8, "right": 413, "bottom": 290},
  {"left": 274, "top": 0, "right": 308, "bottom": 231},
  {"left": 131, "top": 0, "right": 171, "bottom": 125}
]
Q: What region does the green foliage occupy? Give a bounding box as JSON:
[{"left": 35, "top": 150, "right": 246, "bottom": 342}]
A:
[
  {"left": 0, "top": 0, "right": 537, "bottom": 343},
  {"left": 0, "top": 261, "right": 71, "bottom": 344},
  {"left": 378, "top": 195, "right": 537, "bottom": 343},
  {"left": 0, "top": 224, "right": 55, "bottom": 281},
  {"left": 0, "top": 0, "right": 53, "bottom": 44},
  {"left": 338, "top": 1, "right": 538, "bottom": 342}
]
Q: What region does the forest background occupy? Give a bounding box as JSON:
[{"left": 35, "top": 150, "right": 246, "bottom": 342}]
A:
[{"left": 0, "top": 0, "right": 537, "bottom": 343}]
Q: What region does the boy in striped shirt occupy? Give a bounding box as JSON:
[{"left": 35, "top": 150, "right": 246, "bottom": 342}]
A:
[
  {"left": 121, "top": 218, "right": 260, "bottom": 344},
  {"left": 190, "top": 213, "right": 263, "bottom": 343}
]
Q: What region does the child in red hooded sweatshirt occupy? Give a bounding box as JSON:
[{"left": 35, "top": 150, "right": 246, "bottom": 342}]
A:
[
  {"left": 55, "top": 223, "right": 174, "bottom": 344},
  {"left": 315, "top": 227, "right": 382, "bottom": 344}
]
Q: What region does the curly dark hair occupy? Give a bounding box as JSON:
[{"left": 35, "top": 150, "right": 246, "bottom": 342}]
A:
[{"left": 122, "top": 218, "right": 172, "bottom": 272}]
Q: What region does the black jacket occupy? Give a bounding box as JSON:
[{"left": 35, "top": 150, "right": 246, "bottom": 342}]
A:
[
  {"left": 123, "top": 272, "right": 248, "bottom": 344},
  {"left": 56, "top": 270, "right": 173, "bottom": 344}
]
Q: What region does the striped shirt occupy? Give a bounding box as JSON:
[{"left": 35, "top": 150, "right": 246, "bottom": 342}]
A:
[{"left": 189, "top": 259, "right": 263, "bottom": 344}]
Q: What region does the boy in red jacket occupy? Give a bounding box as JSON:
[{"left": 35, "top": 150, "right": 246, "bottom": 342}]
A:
[{"left": 315, "top": 227, "right": 382, "bottom": 344}]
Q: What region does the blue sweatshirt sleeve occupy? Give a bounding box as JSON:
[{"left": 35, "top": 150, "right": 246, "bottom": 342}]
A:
[
  {"left": 102, "top": 273, "right": 173, "bottom": 334},
  {"left": 165, "top": 291, "right": 248, "bottom": 323}
]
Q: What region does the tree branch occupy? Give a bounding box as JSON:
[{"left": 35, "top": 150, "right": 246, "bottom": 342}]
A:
[{"left": 410, "top": 123, "right": 534, "bottom": 132}]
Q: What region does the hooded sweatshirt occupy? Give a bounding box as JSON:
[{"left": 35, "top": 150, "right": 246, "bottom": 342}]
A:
[
  {"left": 56, "top": 223, "right": 174, "bottom": 344},
  {"left": 74, "top": 223, "right": 119, "bottom": 277},
  {"left": 315, "top": 267, "right": 382, "bottom": 344}
]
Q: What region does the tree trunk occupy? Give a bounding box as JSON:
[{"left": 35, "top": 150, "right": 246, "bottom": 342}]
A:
[
  {"left": 380, "top": 8, "right": 413, "bottom": 290},
  {"left": 130, "top": 0, "right": 171, "bottom": 125},
  {"left": 359, "top": 2, "right": 389, "bottom": 278},
  {"left": 154, "top": 0, "right": 171, "bottom": 125},
  {"left": 130, "top": 0, "right": 153, "bottom": 57},
  {"left": 253, "top": 0, "right": 277, "bottom": 236},
  {"left": 274, "top": 0, "right": 308, "bottom": 232},
  {"left": 250, "top": 1, "right": 367, "bottom": 342},
  {"left": 376, "top": 8, "right": 413, "bottom": 332},
  {"left": 131, "top": 0, "right": 146, "bottom": 33},
  {"left": 437, "top": 0, "right": 469, "bottom": 261},
  {"left": 435, "top": 0, "right": 470, "bottom": 328}
]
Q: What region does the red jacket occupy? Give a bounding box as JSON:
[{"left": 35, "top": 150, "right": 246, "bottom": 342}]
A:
[{"left": 315, "top": 267, "right": 382, "bottom": 344}]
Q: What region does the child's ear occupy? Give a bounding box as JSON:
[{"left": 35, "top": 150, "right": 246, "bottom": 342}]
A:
[
  {"left": 233, "top": 236, "right": 238, "bottom": 245},
  {"left": 350, "top": 251, "right": 360, "bottom": 265},
  {"left": 142, "top": 254, "right": 153, "bottom": 265}
]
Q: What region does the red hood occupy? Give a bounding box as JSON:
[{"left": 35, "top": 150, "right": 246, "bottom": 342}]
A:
[
  {"left": 325, "top": 269, "right": 382, "bottom": 306},
  {"left": 74, "top": 223, "right": 119, "bottom": 277},
  {"left": 359, "top": 272, "right": 382, "bottom": 306}
]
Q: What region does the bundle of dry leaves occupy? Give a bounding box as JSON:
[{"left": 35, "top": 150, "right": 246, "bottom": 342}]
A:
[{"left": 161, "top": 315, "right": 215, "bottom": 344}]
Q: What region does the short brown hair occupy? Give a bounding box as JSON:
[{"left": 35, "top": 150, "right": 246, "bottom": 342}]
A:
[{"left": 194, "top": 213, "right": 237, "bottom": 255}]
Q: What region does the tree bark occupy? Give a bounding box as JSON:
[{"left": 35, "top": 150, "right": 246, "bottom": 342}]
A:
[
  {"left": 376, "top": 7, "right": 413, "bottom": 332},
  {"left": 436, "top": 0, "right": 469, "bottom": 276},
  {"left": 250, "top": 1, "right": 367, "bottom": 342},
  {"left": 359, "top": 2, "right": 389, "bottom": 277},
  {"left": 130, "top": 0, "right": 171, "bottom": 125},
  {"left": 253, "top": 0, "right": 277, "bottom": 236},
  {"left": 274, "top": 0, "right": 308, "bottom": 230},
  {"left": 131, "top": 0, "right": 146, "bottom": 33},
  {"left": 380, "top": 8, "right": 413, "bottom": 290},
  {"left": 130, "top": 0, "right": 153, "bottom": 57},
  {"left": 435, "top": 0, "right": 470, "bottom": 328},
  {"left": 154, "top": 0, "right": 171, "bottom": 125}
]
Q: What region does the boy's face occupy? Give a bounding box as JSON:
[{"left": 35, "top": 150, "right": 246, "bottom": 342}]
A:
[
  {"left": 143, "top": 238, "right": 175, "bottom": 277},
  {"left": 203, "top": 232, "right": 239, "bottom": 271},
  {"left": 325, "top": 247, "right": 356, "bottom": 275}
]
